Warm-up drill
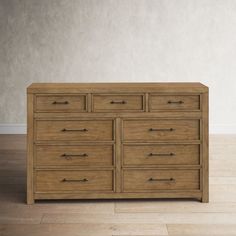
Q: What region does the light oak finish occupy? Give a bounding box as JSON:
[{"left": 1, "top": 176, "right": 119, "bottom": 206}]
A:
[
  {"left": 1, "top": 134, "right": 236, "bottom": 236},
  {"left": 123, "top": 144, "right": 200, "bottom": 166},
  {"left": 92, "top": 94, "right": 144, "bottom": 112},
  {"left": 123, "top": 119, "right": 200, "bottom": 141},
  {"left": 35, "top": 145, "right": 114, "bottom": 167},
  {"left": 150, "top": 94, "right": 200, "bottom": 111},
  {"left": 35, "top": 170, "right": 114, "bottom": 192},
  {"left": 27, "top": 94, "right": 34, "bottom": 204},
  {"left": 35, "top": 120, "right": 114, "bottom": 141},
  {"left": 35, "top": 94, "right": 87, "bottom": 112},
  {"left": 27, "top": 83, "right": 208, "bottom": 203},
  {"left": 123, "top": 169, "right": 200, "bottom": 192}
]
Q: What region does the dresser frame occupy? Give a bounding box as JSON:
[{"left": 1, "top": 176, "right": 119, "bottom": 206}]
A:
[{"left": 27, "top": 83, "right": 208, "bottom": 204}]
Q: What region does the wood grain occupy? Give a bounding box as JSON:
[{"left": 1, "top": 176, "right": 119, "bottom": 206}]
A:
[
  {"left": 35, "top": 170, "right": 114, "bottom": 192},
  {"left": 123, "top": 119, "right": 200, "bottom": 141},
  {"left": 27, "top": 83, "right": 208, "bottom": 203},
  {"left": 123, "top": 169, "right": 200, "bottom": 192},
  {"left": 150, "top": 95, "right": 200, "bottom": 111},
  {"left": 201, "top": 92, "right": 209, "bottom": 202},
  {"left": 35, "top": 94, "right": 87, "bottom": 112},
  {"left": 0, "top": 224, "right": 168, "bottom": 236},
  {"left": 35, "top": 120, "right": 114, "bottom": 141},
  {"left": 35, "top": 145, "right": 114, "bottom": 167},
  {"left": 92, "top": 94, "right": 144, "bottom": 112},
  {"left": 123, "top": 144, "right": 200, "bottom": 166},
  {"left": 27, "top": 94, "right": 34, "bottom": 204},
  {"left": 1, "top": 134, "right": 236, "bottom": 236}
]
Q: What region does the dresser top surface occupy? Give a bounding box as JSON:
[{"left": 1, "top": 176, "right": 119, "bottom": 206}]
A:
[{"left": 27, "top": 82, "right": 208, "bottom": 93}]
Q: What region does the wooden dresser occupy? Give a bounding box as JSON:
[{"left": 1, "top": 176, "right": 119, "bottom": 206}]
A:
[{"left": 27, "top": 83, "right": 209, "bottom": 204}]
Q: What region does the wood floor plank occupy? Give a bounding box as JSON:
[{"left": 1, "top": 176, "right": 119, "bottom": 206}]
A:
[
  {"left": 0, "top": 224, "right": 168, "bottom": 236},
  {"left": 0, "top": 135, "right": 26, "bottom": 151},
  {"left": 167, "top": 224, "right": 236, "bottom": 235},
  {"left": 210, "top": 185, "right": 236, "bottom": 202},
  {"left": 0, "top": 201, "right": 115, "bottom": 214},
  {"left": 0, "top": 184, "right": 25, "bottom": 193},
  {"left": 41, "top": 212, "right": 236, "bottom": 224},
  {"left": 1, "top": 134, "right": 236, "bottom": 235},
  {"left": 115, "top": 201, "right": 236, "bottom": 213},
  {"left": 0, "top": 211, "right": 42, "bottom": 224},
  {"left": 210, "top": 160, "right": 236, "bottom": 177}
]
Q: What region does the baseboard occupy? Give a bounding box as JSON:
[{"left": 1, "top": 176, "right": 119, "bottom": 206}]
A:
[{"left": 0, "top": 123, "right": 236, "bottom": 134}]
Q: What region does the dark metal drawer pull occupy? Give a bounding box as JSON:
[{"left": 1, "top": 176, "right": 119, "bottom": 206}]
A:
[
  {"left": 110, "top": 100, "right": 127, "bottom": 104},
  {"left": 52, "top": 101, "right": 69, "bottom": 104},
  {"left": 61, "top": 153, "right": 88, "bottom": 159},
  {"left": 62, "top": 178, "right": 88, "bottom": 182},
  {"left": 148, "top": 177, "right": 175, "bottom": 182},
  {"left": 149, "top": 128, "right": 174, "bottom": 132},
  {"left": 148, "top": 152, "right": 175, "bottom": 157},
  {"left": 167, "top": 100, "right": 183, "bottom": 104},
  {"left": 61, "top": 128, "right": 88, "bottom": 132}
]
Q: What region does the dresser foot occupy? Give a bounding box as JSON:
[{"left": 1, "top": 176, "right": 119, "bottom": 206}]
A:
[{"left": 201, "top": 195, "right": 209, "bottom": 203}]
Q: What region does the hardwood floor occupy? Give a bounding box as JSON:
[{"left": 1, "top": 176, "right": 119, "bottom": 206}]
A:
[{"left": 0, "top": 134, "right": 236, "bottom": 236}]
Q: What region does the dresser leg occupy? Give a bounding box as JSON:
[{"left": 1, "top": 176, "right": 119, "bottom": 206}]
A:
[
  {"left": 201, "top": 194, "right": 209, "bottom": 203},
  {"left": 27, "top": 192, "right": 34, "bottom": 204}
]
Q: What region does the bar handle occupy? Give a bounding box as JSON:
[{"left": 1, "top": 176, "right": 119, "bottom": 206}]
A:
[
  {"left": 167, "top": 100, "right": 183, "bottom": 104},
  {"left": 62, "top": 178, "right": 88, "bottom": 182},
  {"left": 110, "top": 100, "right": 127, "bottom": 104},
  {"left": 61, "top": 153, "right": 88, "bottom": 159},
  {"left": 148, "top": 152, "right": 175, "bottom": 157},
  {"left": 52, "top": 101, "right": 69, "bottom": 104},
  {"left": 148, "top": 177, "right": 175, "bottom": 182},
  {"left": 149, "top": 128, "right": 174, "bottom": 132},
  {"left": 61, "top": 128, "right": 88, "bottom": 132}
]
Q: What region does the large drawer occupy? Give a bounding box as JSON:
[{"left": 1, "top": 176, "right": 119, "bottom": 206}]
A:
[
  {"left": 35, "top": 170, "right": 114, "bottom": 192},
  {"left": 35, "top": 145, "right": 114, "bottom": 166},
  {"left": 93, "top": 94, "right": 144, "bottom": 112},
  {"left": 150, "top": 95, "right": 200, "bottom": 111},
  {"left": 123, "top": 119, "right": 200, "bottom": 141},
  {"left": 35, "top": 95, "right": 87, "bottom": 112},
  {"left": 36, "top": 120, "right": 114, "bottom": 141},
  {"left": 123, "top": 144, "right": 200, "bottom": 166},
  {"left": 123, "top": 169, "right": 200, "bottom": 192}
]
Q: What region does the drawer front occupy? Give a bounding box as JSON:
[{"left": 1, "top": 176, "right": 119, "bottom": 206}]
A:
[
  {"left": 35, "top": 95, "right": 87, "bottom": 112},
  {"left": 36, "top": 120, "right": 114, "bottom": 141},
  {"left": 36, "top": 170, "right": 114, "bottom": 192},
  {"left": 123, "top": 119, "right": 200, "bottom": 141},
  {"left": 36, "top": 145, "right": 114, "bottom": 166},
  {"left": 150, "top": 95, "right": 200, "bottom": 111},
  {"left": 93, "top": 94, "right": 144, "bottom": 112},
  {"left": 123, "top": 169, "right": 200, "bottom": 192},
  {"left": 123, "top": 144, "right": 200, "bottom": 166}
]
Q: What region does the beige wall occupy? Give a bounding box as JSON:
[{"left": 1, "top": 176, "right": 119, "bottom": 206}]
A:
[{"left": 1, "top": 0, "right": 236, "bottom": 133}]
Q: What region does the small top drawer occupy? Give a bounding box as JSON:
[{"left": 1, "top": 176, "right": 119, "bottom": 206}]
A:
[
  {"left": 35, "top": 95, "right": 87, "bottom": 112},
  {"left": 150, "top": 95, "right": 200, "bottom": 111},
  {"left": 92, "top": 94, "right": 144, "bottom": 112}
]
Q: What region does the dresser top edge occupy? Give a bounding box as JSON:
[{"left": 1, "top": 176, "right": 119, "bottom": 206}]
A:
[{"left": 27, "top": 83, "right": 208, "bottom": 94}]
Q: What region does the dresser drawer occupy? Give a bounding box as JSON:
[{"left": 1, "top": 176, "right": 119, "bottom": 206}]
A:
[
  {"left": 150, "top": 95, "right": 200, "bottom": 111},
  {"left": 35, "top": 95, "right": 87, "bottom": 112},
  {"left": 35, "top": 145, "right": 114, "bottom": 166},
  {"left": 123, "top": 144, "right": 200, "bottom": 166},
  {"left": 35, "top": 170, "right": 114, "bottom": 192},
  {"left": 36, "top": 120, "right": 114, "bottom": 141},
  {"left": 93, "top": 94, "right": 144, "bottom": 112},
  {"left": 123, "top": 169, "right": 200, "bottom": 192},
  {"left": 123, "top": 119, "right": 200, "bottom": 141}
]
